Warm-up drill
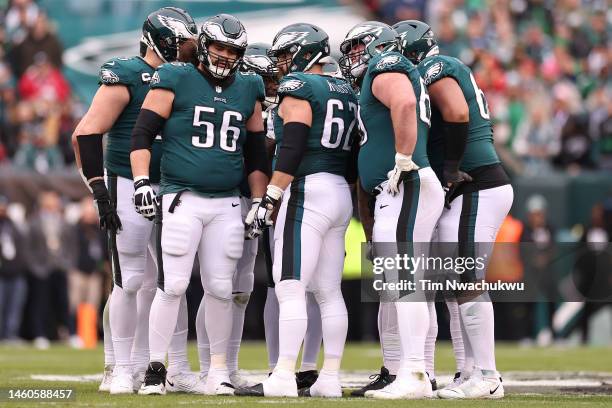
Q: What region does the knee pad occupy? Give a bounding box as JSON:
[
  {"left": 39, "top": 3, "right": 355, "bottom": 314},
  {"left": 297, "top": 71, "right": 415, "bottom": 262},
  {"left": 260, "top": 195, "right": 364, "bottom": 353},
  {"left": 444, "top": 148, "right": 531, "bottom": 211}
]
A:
[
  {"left": 223, "top": 224, "right": 244, "bottom": 260},
  {"left": 122, "top": 274, "right": 144, "bottom": 295},
  {"left": 313, "top": 288, "right": 346, "bottom": 318},
  {"left": 162, "top": 216, "right": 193, "bottom": 257},
  {"left": 205, "top": 278, "right": 233, "bottom": 301},
  {"left": 163, "top": 277, "right": 190, "bottom": 297},
  {"left": 232, "top": 292, "right": 251, "bottom": 308},
  {"left": 275, "top": 280, "right": 305, "bottom": 305}
]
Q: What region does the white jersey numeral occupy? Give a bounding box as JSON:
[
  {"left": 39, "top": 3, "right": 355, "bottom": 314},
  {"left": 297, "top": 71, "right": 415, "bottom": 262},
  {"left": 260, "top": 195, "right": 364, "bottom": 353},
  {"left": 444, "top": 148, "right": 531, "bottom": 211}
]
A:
[
  {"left": 469, "top": 72, "right": 490, "bottom": 120},
  {"left": 321, "top": 98, "right": 357, "bottom": 151},
  {"left": 418, "top": 77, "right": 431, "bottom": 126},
  {"left": 192, "top": 106, "right": 242, "bottom": 152}
]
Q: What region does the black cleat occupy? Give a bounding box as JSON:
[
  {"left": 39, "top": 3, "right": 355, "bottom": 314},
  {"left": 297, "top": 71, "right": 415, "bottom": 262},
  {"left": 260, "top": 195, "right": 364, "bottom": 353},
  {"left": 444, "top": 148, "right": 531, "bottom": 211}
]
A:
[
  {"left": 298, "top": 387, "right": 311, "bottom": 397},
  {"left": 138, "top": 362, "right": 167, "bottom": 394},
  {"left": 235, "top": 383, "right": 264, "bottom": 397},
  {"left": 350, "top": 366, "right": 396, "bottom": 397},
  {"left": 296, "top": 370, "right": 319, "bottom": 390}
]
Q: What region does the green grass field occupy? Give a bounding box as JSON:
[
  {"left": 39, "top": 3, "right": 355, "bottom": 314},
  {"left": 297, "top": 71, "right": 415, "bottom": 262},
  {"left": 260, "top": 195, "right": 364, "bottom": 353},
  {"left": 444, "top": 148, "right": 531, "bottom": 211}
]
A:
[{"left": 1, "top": 341, "right": 611, "bottom": 407}]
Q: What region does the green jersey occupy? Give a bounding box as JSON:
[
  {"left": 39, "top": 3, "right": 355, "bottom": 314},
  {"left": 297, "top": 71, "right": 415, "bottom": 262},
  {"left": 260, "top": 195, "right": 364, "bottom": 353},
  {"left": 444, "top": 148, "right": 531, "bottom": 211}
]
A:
[
  {"left": 418, "top": 55, "right": 500, "bottom": 176},
  {"left": 150, "top": 62, "right": 264, "bottom": 197},
  {"left": 358, "top": 51, "right": 431, "bottom": 194},
  {"left": 273, "top": 72, "right": 359, "bottom": 179},
  {"left": 99, "top": 57, "right": 162, "bottom": 183}
]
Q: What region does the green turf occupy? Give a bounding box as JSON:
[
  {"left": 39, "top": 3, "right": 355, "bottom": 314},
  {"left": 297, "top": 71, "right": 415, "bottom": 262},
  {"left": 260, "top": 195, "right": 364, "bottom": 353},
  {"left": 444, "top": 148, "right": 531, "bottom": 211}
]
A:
[{"left": 0, "top": 341, "right": 611, "bottom": 407}]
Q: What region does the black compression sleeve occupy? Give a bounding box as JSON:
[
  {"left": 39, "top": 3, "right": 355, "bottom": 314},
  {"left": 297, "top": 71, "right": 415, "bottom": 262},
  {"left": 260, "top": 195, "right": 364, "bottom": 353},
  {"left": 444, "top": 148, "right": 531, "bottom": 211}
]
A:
[
  {"left": 244, "top": 130, "right": 268, "bottom": 175},
  {"left": 274, "top": 122, "right": 310, "bottom": 176},
  {"left": 131, "top": 109, "right": 166, "bottom": 152},
  {"left": 442, "top": 121, "right": 469, "bottom": 171},
  {"left": 77, "top": 133, "right": 104, "bottom": 180}
]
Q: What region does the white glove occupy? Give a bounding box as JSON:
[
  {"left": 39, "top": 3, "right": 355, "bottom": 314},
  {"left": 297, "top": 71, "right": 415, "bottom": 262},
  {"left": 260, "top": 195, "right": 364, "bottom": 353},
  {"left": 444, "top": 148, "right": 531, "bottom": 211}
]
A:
[
  {"left": 244, "top": 198, "right": 262, "bottom": 239},
  {"left": 252, "top": 185, "right": 283, "bottom": 234},
  {"left": 386, "top": 153, "right": 419, "bottom": 196},
  {"left": 132, "top": 176, "right": 157, "bottom": 220}
]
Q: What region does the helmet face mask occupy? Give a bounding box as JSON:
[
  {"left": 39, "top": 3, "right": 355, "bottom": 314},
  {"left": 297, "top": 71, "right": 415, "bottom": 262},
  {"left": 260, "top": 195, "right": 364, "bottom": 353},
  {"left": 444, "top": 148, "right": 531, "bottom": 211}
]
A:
[
  {"left": 142, "top": 7, "right": 198, "bottom": 63},
  {"left": 198, "top": 14, "right": 248, "bottom": 79}
]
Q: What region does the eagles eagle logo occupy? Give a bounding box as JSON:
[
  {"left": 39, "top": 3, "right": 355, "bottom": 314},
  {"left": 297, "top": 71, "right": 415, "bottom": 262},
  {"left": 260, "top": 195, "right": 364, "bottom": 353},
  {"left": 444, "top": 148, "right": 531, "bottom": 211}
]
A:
[
  {"left": 271, "top": 32, "right": 309, "bottom": 52},
  {"left": 279, "top": 79, "right": 305, "bottom": 93},
  {"left": 423, "top": 62, "right": 443, "bottom": 85},
  {"left": 100, "top": 69, "right": 119, "bottom": 84},
  {"left": 375, "top": 54, "right": 401, "bottom": 70}
]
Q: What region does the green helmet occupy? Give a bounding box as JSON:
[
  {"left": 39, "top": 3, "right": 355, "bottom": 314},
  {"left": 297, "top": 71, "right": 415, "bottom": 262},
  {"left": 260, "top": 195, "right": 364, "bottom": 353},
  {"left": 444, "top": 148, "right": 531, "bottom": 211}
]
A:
[
  {"left": 339, "top": 21, "right": 398, "bottom": 84},
  {"left": 198, "top": 14, "right": 248, "bottom": 79},
  {"left": 269, "top": 23, "right": 330, "bottom": 73},
  {"left": 240, "top": 43, "right": 279, "bottom": 106},
  {"left": 142, "top": 7, "right": 198, "bottom": 63},
  {"left": 392, "top": 20, "right": 438, "bottom": 65}
]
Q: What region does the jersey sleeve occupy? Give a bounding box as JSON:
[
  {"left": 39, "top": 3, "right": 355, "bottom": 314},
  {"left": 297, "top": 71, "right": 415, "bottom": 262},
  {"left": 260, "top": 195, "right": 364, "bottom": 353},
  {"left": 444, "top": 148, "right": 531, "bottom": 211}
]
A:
[
  {"left": 149, "top": 62, "right": 186, "bottom": 93},
  {"left": 254, "top": 74, "right": 265, "bottom": 102},
  {"left": 98, "top": 58, "right": 134, "bottom": 86},
  {"left": 368, "top": 51, "right": 415, "bottom": 79},
  {"left": 277, "top": 73, "right": 314, "bottom": 102},
  {"left": 418, "top": 55, "right": 456, "bottom": 86}
]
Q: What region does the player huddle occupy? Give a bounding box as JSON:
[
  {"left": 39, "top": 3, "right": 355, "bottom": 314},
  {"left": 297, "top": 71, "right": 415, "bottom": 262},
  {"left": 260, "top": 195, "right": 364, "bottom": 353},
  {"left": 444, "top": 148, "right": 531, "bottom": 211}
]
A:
[{"left": 72, "top": 6, "right": 513, "bottom": 401}]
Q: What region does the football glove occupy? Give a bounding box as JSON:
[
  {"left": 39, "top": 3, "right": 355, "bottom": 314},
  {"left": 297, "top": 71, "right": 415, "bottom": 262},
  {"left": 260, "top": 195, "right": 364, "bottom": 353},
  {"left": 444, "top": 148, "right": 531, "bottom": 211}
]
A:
[
  {"left": 386, "top": 153, "right": 420, "bottom": 196},
  {"left": 252, "top": 185, "right": 283, "bottom": 233},
  {"left": 89, "top": 179, "right": 122, "bottom": 233},
  {"left": 132, "top": 176, "right": 157, "bottom": 221},
  {"left": 443, "top": 162, "right": 473, "bottom": 209},
  {"left": 244, "top": 198, "right": 262, "bottom": 240}
]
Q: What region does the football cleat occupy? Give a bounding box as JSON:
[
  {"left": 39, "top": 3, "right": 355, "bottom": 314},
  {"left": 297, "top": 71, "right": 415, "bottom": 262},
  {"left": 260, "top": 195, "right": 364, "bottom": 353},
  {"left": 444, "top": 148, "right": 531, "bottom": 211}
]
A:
[
  {"left": 365, "top": 371, "right": 432, "bottom": 400},
  {"left": 305, "top": 371, "right": 342, "bottom": 398},
  {"left": 436, "top": 371, "right": 464, "bottom": 396},
  {"left": 236, "top": 368, "right": 297, "bottom": 397},
  {"left": 167, "top": 371, "right": 207, "bottom": 394},
  {"left": 204, "top": 368, "right": 235, "bottom": 396},
  {"left": 132, "top": 369, "right": 145, "bottom": 392},
  {"left": 230, "top": 371, "right": 253, "bottom": 389},
  {"left": 98, "top": 365, "right": 114, "bottom": 392},
  {"left": 138, "top": 362, "right": 167, "bottom": 395},
  {"left": 296, "top": 370, "right": 319, "bottom": 391},
  {"left": 110, "top": 365, "right": 134, "bottom": 395},
  {"left": 437, "top": 370, "right": 504, "bottom": 399},
  {"left": 350, "top": 366, "right": 396, "bottom": 397}
]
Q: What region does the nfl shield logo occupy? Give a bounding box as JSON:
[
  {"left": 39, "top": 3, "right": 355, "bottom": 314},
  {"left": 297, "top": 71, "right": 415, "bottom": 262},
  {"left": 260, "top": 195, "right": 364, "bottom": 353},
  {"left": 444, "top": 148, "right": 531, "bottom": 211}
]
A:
[{"left": 216, "top": 86, "right": 222, "bottom": 93}]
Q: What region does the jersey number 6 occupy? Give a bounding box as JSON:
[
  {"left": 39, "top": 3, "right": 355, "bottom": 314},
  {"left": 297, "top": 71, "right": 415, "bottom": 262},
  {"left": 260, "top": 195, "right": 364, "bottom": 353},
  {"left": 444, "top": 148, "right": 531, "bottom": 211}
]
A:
[{"left": 192, "top": 105, "right": 243, "bottom": 152}]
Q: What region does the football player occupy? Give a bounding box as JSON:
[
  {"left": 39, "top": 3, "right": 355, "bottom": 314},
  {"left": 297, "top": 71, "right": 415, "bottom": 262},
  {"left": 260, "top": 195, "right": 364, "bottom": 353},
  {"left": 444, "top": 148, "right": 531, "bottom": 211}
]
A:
[
  {"left": 339, "top": 21, "right": 444, "bottom": 399},
  {"left": 130, "top": 14, "right": 268, "bottom": 396},
  {"left": 239, "top": 43, "right": 323, "bottom": 390},
  {"left": 239, "top": 23, "right": 358, "bottom": 398},
  {"left": 72, "top": 7, "right": 198, "bottom": 394},
  {"left": 394, "top": 20, "right": 513, "bottom": 399}
]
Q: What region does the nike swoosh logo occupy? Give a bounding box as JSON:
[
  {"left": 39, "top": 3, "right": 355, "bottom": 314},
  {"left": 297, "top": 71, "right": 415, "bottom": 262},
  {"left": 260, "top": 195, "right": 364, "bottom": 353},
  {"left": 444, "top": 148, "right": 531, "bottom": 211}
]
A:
[
  {"left": 106, "top": 61, "right": 115, "bottom": 66},
  {"left": 423, "top": 60, "right": 433, "bottom": 66},
  {"left": 379, "top": 204, "right": 389, "bottom": 209},
  {"left": 232, "top": 203, "right": 239, "bottom": 207},
  {"left": 166, "top": 379, "right": 174, "bottom": 387},
  {"left": 490, "top": 384, "right": 500, "bottom": 394}
]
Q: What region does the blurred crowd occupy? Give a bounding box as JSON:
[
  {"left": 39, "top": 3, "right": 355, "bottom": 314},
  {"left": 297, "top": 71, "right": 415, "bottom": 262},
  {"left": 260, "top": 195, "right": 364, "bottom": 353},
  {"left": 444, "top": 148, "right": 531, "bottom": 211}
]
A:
[
  {"left": 355, "top": 0, "right": 611, "bottom": 175},
  {"left": 0, "top": 0, "right": 76, "bottom": 171}
]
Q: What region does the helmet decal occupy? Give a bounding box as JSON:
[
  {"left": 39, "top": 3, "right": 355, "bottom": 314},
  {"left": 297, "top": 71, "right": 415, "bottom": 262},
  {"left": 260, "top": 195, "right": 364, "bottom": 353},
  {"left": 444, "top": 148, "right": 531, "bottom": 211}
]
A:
[
  {"left": 271, "top": 31, "right": 309, "bottom": 52},
  {"left": 157, "top": 14, "right": 196, "bottom": 40},
  {"left": 202, "top": 20, "right": 247, "bottom": 47}
]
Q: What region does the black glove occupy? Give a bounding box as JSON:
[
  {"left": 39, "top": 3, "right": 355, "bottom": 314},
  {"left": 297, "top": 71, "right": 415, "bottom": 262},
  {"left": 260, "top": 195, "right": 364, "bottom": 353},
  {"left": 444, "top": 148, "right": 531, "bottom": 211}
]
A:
[
  {"left": 90, "top": 179, "right": 122, "bottom": 233},
  {"left": 443, "top": 162, "right": 473, "bottom": 209}
]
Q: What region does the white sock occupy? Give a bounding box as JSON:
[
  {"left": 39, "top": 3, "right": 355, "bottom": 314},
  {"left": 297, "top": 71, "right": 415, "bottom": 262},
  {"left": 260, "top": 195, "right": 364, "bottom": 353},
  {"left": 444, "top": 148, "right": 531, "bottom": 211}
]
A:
[
  {"left": 110, "top": 286, "right": 137, "bottom": 367},
  {"left": 131, "top": 284, "right": 156, "bottom": 373},
  {"left": 102, "top": 294, "right": 115, "bottom": 367},
  {"left": 425, "top": 301, "right": 437, "bottom": 379},
  {"left": 228, "top": 292, "right": 250, "bottom": 375},
  {"left": 149, "top": 288, "right": 181, "bottom": 363},
  {"left": 167, "top": 295, "right": 190, "bottom": 376},
  {"left": 378, "top": 302, "right": 400, "bottom": 375},
  {"left": 446, "top": 299, "right": 465, "bottom": 372},
  {"left": 396, "top": 301, "right": 429, "bottom": 372},
  {"left": 276, "top": 280, "right": 307, "bottom": 369},
  {"left": 459, "top": 296, "right": 496, "bottom": 372},
  {"left": 300, "top": 292, "right": 322, "bottom": 372},
  {"left": 205, "top": 293, "right": 232, "bottom": 366},
  {"left": 264, "top": 287, "right": 279, "bottom": 371},
  {"left": 460, "top": 315, "right": 474, "bottom": 376},
  {"left": 314, "top": 288, "right": 347, "bottom": 374},
  {"left": 196, "top": 295, "right": 210, "bottom": 376}
]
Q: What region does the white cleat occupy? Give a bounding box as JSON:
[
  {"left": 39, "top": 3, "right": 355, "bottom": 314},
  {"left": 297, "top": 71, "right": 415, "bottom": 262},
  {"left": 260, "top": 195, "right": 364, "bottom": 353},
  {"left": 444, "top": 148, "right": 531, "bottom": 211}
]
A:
[
  {"left": 365, "top": 371, "right": 432, "bottom": 400},
  {"left": 166, "top": 371, "right": 207, "bottom": 394},
  {"left": 138, "top": 383, "right": 166, "bottom": 395},
  {"left": 204, "top": 368, "right": 235, "bottom": 396},
  {"left": 262, "top": 369, "right": 298, "bottom": 397},
  {"left": 307, "top": 372, "right": 342, "bottom": 398},
  {"left": 110, "top": 366, "right": 134, "bottom": 395},
  {"left": 229, "top": 371, "right": 253, "bottom": 388},
  {"left": 132, "top": 370, "right": 145, "bottom": 393},
  {"left": 437, "top": 370, "right": 504, "bottom": 399},
  {"left": 435, "top": 371, "right": 466, "bottom": 396},
  {"left": 98, "top": 365, "right": 114, "bottom": 392}
]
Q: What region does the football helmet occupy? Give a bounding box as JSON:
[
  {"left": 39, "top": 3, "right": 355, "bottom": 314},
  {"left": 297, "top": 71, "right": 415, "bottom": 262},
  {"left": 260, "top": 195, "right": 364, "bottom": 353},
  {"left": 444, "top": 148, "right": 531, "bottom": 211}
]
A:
[
  {"left": 142, "top": 7, "right": 198, "bottom": 63},
  {"left": 240, "top": 42, "right": 279, "bottom": 106},
  {"left": 198, "top": 14, "right": 248, "bottom": 79},
  {"left": 269, "top": 23, "right": 330, "bottom": 73},
  {"left": 393, "top": 20, "right": 438, "bottom": 65},
  {"left": 339, "top": 21, "right": 398, "bottom": 84}
]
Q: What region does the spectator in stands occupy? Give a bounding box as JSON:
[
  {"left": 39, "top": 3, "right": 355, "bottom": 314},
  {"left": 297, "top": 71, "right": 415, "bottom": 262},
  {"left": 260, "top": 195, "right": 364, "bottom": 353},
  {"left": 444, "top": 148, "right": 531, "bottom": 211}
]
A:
[
  {"left": 0, "top": 59, "right": 17, "bottom": 161},
  {"left": 4, "top": 0, "right": 39, "bottom": 47},
  {"left": 0, "top": 194, "right": 27, "bottom": 342},
  {"left": 9, "top": 11, "right": 63, "bottom": 78},
  {"left": 26, "top": 190, "right": 74, "bottom": 349},
  {"left": 68, "top": 197, "right": 106, "bottom": 347}
]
